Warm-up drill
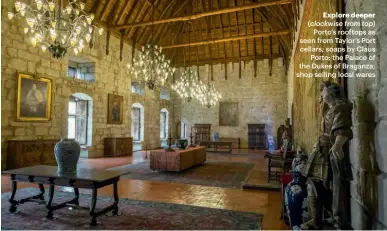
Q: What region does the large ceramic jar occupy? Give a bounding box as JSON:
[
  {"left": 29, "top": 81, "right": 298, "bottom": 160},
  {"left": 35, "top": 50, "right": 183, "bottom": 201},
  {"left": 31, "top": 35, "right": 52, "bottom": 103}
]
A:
[
  {"left": 54, "top": 138, "right": 81, "bottom": 173},
  {"left": 175, "top": 139, "right": 188, "bottom": 149},
  {"left": 212, "top": 132, "right": 219, "bottom": 142},
  {"left": 285, "top": 152, "right": 308, "bottom": 230}
]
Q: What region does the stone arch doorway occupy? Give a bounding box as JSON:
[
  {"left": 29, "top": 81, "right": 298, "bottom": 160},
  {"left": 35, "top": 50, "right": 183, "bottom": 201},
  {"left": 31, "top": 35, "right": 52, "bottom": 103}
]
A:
[{"left": 132, "top": 102, "right": 144, "bottom": 151}]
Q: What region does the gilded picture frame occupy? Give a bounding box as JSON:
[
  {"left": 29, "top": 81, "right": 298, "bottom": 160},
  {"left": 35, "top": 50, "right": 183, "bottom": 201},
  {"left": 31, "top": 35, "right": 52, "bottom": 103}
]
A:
[
  {"left": 219, "top": 101, "right": 238, "bottom": 126},
  {"left": 107, "top": 94, "right": 123, "bottom": 124},
  {"left": 16, "top": 73, "right": 52, "bottom": 122}
]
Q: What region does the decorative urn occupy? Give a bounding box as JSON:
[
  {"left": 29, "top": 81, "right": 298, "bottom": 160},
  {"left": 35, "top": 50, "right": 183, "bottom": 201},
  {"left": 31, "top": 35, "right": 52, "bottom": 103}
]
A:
[
  {"left": 175, "top": 139, "right": 188, "bottom": 149},
  {"left": 212, "top": 132, "right": 219, "bottom": 142},
  {"left": 284, "top": 151, "right": 309, "bottom": 230},
  {"left": 54, "top": 138, "right": 81, "bottom": 173}
]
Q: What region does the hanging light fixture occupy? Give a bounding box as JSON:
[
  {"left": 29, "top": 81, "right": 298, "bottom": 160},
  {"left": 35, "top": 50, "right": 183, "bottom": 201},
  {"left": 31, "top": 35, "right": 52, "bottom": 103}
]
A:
[
  {"left": 127, "top": 0, "right": 175, "bottom": 90},
  {"left": 171, "top": 21, "right": 204, "bottom": 102},
  {"left": 8, "top": 0, "right": 104, "bottom": 59},
  {"left": 172, "top": 68, "right": 204, "bottom": 102},
  {"left": 197, "top": 68, "right": 222, "bottom": 108}
]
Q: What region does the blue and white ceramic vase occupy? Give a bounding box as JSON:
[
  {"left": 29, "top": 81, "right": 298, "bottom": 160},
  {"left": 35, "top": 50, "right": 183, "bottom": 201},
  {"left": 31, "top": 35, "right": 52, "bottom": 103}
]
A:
[
  {"left": 285, "top": 152, "right": 308, "bottom": 230},
  {"left": 212, "top": 132, "right": 219, "bottom": 142},
  {"left": 175, "top": 139, "right": 188, "bottom": 149},
  {"left": 54, "top": 138, "right": 81, "bottom": 173}
]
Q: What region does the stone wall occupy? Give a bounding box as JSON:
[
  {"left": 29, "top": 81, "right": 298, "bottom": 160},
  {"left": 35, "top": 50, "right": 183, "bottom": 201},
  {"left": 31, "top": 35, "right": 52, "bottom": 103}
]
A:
[
  {"left": 1, "top": 3, "right": 174, "bottom": 169},
  {"left": 174, "top": 58, "right": 287, "bottom": 148},
  {"left": 344, "top": 0, "right": 387, "bottom": 229},
  {"left": 292, "top": 0, "right": 338, "bottom": 153}
]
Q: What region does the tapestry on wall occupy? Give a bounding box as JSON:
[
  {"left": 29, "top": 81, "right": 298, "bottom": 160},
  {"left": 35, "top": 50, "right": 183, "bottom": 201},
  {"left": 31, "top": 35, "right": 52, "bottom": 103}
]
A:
[
  {"left": 107, "top": 94, "right": 123, "bottom": 124},
  {"left": 16, "top": 73, "right": 52, "bottom": 121},
  {"left": 219, "top": 102, "right": 238, "bottom": 126}
]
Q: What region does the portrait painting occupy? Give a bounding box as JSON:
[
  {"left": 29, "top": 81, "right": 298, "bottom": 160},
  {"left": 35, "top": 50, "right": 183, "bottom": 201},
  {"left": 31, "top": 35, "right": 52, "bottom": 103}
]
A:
[
  {"left": 16, "top": 73, "right": 52, "bottom": 121},
  {"left": 219, "top": 102, "right": 238, "bottom": 126},
  {"left": 107, "top": 94, "right": 123, "bottom": 124}
]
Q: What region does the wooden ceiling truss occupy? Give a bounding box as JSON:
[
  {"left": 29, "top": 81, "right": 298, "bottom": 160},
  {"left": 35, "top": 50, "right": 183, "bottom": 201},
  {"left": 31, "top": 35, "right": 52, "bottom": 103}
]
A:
[{"left": 84, "top": 0, "right": 302, "bottom": 78}]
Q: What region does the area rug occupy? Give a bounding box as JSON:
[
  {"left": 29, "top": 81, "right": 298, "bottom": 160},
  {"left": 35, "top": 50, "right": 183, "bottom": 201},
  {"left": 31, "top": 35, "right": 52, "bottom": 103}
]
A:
[
  {"left": 242, "top": 169, "right": 281, "bottom": 191},
  {"left": 108, "top": 160, "right": 254, "bottom": 188},
  {"left": 1, "top": 188, "right": 263, "bottom": 230}
]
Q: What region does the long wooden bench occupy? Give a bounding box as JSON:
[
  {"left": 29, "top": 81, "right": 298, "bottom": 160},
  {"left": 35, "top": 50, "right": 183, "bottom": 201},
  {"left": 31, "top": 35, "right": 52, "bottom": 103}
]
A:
[{"left": 219, "top": 137, "right": 240, "bottom": 149}]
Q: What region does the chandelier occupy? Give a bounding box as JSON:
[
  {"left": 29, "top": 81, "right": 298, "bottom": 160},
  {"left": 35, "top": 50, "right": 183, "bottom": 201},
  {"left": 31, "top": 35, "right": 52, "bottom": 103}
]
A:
[
  {"left": 7, "top": 0, "right": 104, "bottom": 59},
  {"left": 171, "top": 68, "right": 204, "bottom": 102},
  {"left": 198, "top": 81, "right": 222, "bottom": 108},
  {"left": 127, "top": 1, "right": 174, "bottom": 90},
  {"left": 127, "top": 45, "right": 175, "bottom": 90}
]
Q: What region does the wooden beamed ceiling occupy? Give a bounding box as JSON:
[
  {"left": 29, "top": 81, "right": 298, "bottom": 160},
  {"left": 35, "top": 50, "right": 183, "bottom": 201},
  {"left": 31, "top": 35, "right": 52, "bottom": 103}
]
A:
[{"left": 85, "top": 0, "right": 300, "bottom": 69}]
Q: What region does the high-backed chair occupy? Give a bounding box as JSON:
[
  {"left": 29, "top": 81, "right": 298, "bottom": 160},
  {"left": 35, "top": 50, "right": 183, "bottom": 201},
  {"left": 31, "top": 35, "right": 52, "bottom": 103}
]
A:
[{"left": 267, "top": 141, "right": 292, "bottom": 182}]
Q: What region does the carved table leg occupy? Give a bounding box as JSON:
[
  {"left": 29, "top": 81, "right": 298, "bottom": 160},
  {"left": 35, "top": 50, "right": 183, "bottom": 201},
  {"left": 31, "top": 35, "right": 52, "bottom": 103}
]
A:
[
  {"left": 112, "top": 182, "right": 119, "bottom": 215},
  {"left": 73, "top": 188, "right": 79, "bottom": 206},
  {"left": 9, "top": 175, "right": 18, "bottom": 213},
  {"left": 89, "top": 187, "right": 97, "bottom": 225},
  {"left": 46, "top": 182, "right": 55, "bottom": 219},
  {"left": 38, "top": 184, "right": 45, "bottom": 200}
]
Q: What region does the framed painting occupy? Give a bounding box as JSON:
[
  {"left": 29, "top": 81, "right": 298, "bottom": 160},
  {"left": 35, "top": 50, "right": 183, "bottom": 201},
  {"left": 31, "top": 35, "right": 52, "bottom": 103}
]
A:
[
  {"left": 16, "top": 73, "right": 52, "bottom": 121},
  {"left": 219, "top": 102, "right": 238, "bottom": 126},
  {"left": 107, "top": 94, "right": 123, "bottom": 124}
]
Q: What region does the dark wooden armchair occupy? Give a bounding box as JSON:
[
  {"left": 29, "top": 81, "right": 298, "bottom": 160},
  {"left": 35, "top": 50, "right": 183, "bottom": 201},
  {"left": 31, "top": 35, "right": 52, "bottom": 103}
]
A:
[{"left": 267, "top": 141, "right": 293, "bottom": 182}]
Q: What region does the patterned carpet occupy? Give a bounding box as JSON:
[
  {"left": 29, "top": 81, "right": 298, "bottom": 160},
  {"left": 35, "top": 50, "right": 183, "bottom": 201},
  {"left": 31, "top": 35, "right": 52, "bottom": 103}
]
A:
[
  {"left": 108, "top": 160, "right": 254, "bottom": 188},
  {"left": 1, "top": 188, "right": 263, "bottom": 230}
]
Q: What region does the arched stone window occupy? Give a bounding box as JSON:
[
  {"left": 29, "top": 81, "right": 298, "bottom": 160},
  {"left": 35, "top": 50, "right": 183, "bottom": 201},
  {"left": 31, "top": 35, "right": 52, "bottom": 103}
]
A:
[
  {"left": 160, "top": 108, "right": 169, "bottom": 146},
  {"left": 68, "top": 93, "right": 93, "bottom": 157}
]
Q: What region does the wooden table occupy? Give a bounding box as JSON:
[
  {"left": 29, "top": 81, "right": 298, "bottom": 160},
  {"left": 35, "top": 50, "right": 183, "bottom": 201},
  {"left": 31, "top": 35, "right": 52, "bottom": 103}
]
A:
[
  {"left": 199, "top": 141, "right": 233, "bottom": 154},
  {"left": 2, "top": 165, "right": 128, "bottom": 225}
]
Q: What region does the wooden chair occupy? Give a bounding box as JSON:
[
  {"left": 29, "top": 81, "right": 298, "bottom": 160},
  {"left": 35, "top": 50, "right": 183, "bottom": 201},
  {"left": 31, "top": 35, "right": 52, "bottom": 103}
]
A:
[{"left": 267, "top": 141, "right": 292, "bottom": 182}]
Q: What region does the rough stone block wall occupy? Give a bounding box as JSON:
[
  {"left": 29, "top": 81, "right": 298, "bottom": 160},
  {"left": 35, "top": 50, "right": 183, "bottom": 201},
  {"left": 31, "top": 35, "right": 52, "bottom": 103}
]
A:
[
  {"left": 344, "top": 0, "right": 387, "bottom": 229},
  {"left": 1, "top": 2, "right": 174, "bottom": 169},
  {"left": 174, "top": 58, "right": 287, "bottom": 148},
  {"left": 292, "top": 0, "right": 338, "bottom": 153}
]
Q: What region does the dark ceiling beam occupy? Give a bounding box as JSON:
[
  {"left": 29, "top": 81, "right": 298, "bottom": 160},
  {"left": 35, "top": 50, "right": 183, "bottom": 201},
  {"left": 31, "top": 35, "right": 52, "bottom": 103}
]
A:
[
  {"left": 174, "top": 53, "right": 282, "bottom": 67},
  {"left": 113, "top": 0, "right": 293, "bottom": 30},
  {"left": 163, "top": 29, "right": 289, "bottom": 49}
]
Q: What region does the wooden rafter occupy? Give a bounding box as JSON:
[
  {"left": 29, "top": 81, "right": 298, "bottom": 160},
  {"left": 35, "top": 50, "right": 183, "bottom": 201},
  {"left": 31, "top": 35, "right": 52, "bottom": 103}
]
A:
[
  {"left": 175, "top": 53, "right": 282, "bottom": 67},
  {"left": 113, "top": 0, "right": 292, "bottom": 30},
  {"left": 162, "top": 29, "right": 289, "bottom": 49}
]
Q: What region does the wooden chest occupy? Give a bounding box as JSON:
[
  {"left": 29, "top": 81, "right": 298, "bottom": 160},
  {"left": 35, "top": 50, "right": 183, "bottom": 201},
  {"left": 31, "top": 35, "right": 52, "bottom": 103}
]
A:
[
  {"left": 104, "top": 137, "right": 133, "bottom": 157},
  {"left": 7, "top": 140, "right": 59, "bottom": 170}
]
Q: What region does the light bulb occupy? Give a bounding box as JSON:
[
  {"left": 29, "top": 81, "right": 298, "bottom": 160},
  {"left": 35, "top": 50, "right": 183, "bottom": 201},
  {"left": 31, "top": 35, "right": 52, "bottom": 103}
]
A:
[
  {"left": 37, "top": 14, "right": 42, "bottom": 20},
  {"left": 63, "top": 21, "right": 67, "bottom": 27},
  {"left": 26, "top": 18, "right": 35, "bottom": 28},
  {"left": 51, "top": 20, "right": 56, "bottom": 28},
  {"left": 98, "top": 28, "right": 103, "bottom": 35},
  {"left": 36, "top": 0, "right": 43, "bottom": 10},
  {"left": 75, "top": 26, "right": 81, "bottom": 34},
  {"left": 31, "top": 37, "right": 37, "bottom": 47},
  {"left": 75, "top": 9, "right": 79, "bottom": 15},
  {"left": 50, "top": 34, "right": 56, "bottom": 42},
  {"left": 66, "top": 6, "right": 72, "bottom": 14},
  {"left": 86, "top": 16, "right": 92, "bottom": 24},
  {"left": 74, "top": 48, "right": 79, "bottom": 55},
  {"left": 41, "top": 45, "right": 46, "bottom": 52},
  {"left": 70, "top": 37, "right": 77, "bottom": 46},
  {"left": 85, "top": 34, "right": 91, "bottom": 42},
  {"left": 24, "top": 28, "right": 29, "bottom": 34},
  {"left": 20, "top": 9, "right": 25, "bottom": 16},
  {"left": 80, "top": 2, "right": 85, "bottom": 10},
  {"left": 61, "top": 39, "right": 65, "bottom": 44},
  {"left": 8, "top": 12, "right": 14, "bottom": 20},
  {"left": 48, "top": 2, "right": 55, "bottom": 11},
  {"left": 88, "top": 27, "right": 93, "bottom": 33},
  {"left": 14, "top": 2, "right": 21, "bottom": 12},
  {"left": 90, "top": 14, "right": 95, "bottom": 20}
]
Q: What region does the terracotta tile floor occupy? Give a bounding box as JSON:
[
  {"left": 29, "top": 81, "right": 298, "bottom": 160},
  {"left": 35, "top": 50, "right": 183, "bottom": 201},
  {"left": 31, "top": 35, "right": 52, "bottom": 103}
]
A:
[{"left": 1, "top": 149, "right": 288, "bottom": 230}]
